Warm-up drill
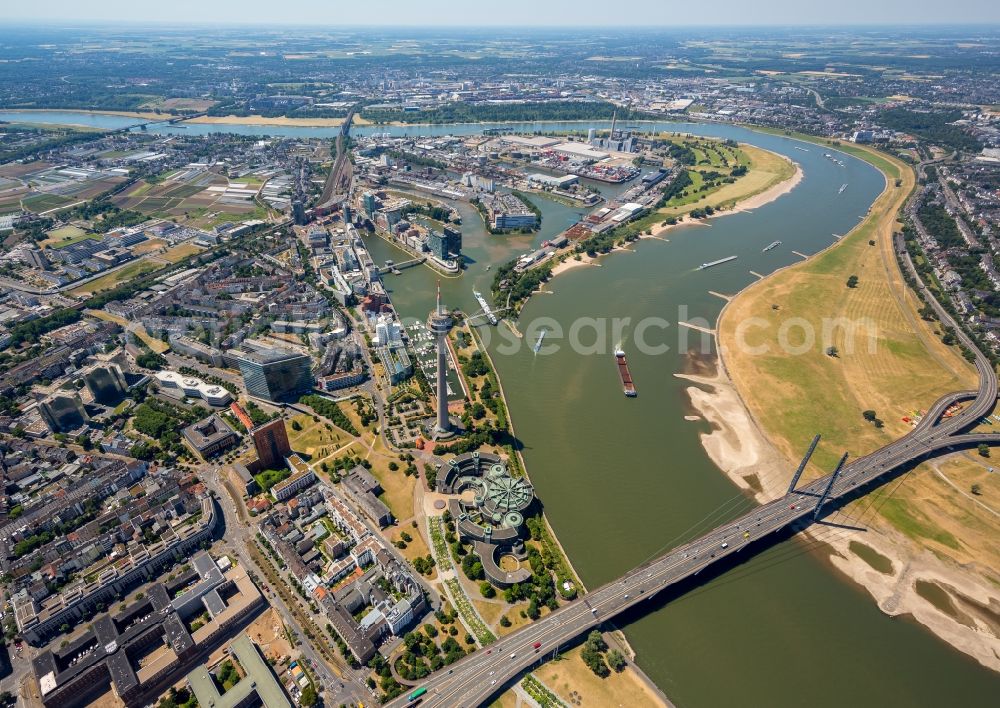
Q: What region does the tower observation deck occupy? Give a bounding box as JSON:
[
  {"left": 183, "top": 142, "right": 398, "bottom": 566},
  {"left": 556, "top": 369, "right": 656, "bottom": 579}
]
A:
[{"left": 427, "top": 282, "right": 454, "bottom": 436}]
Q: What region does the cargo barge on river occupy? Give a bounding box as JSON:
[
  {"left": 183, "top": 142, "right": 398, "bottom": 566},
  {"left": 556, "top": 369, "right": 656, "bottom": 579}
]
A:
[
  {"left": 698, "top": 255, "right": 738, "bottom": 270},
  {"left": 615, "top": 347, "right": 637, "bottom": 397}
]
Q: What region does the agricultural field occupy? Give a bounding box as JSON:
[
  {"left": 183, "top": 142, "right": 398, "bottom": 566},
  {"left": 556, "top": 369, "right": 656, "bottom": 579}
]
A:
[
  {"left": 184, "top": 204, "right": 271, "bottom": 230},
  {"left": 3, "top": 161, "right": 128, "bottom": 215},
  {"left": 0, "top": 162, "right": 56, "bottom": 179},
  {"left": 112, "top": 166, "right": 265, "bottom": 226},
  {"left": 0, "top": 176, "right": 30, "bottom": 214},
  {"left": 21, "top": 193, "right": 75, "bottom": 213}
]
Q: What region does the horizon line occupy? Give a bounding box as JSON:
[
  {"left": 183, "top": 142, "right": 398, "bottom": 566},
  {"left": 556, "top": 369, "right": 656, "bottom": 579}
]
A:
[{"left": 2, "top": 20, "right": 999, "bottom": 29}]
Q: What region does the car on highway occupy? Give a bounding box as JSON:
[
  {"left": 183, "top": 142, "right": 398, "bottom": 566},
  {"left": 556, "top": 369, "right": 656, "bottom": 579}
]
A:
[
  {"left": 721, "top": 542, "right": 729, "bottom": 549},
  {"left": 533, "top": 642, "right": 542, "bottom": 651}
]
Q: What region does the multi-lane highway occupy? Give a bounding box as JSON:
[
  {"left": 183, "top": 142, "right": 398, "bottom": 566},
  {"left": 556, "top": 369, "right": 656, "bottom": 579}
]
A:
[{"left": 387, "top": 217, "right": 998, "bottom": 708}]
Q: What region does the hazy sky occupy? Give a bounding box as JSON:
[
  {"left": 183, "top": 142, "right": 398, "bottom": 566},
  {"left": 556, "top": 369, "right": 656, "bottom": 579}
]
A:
[{"left": 1, "top": 0, "right": 998, "bottom": 26}]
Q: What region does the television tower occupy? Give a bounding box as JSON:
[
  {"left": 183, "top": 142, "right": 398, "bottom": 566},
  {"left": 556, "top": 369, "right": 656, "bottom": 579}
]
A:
[{"left": 427, "top": 282, "right": 454, "bottom": 436}]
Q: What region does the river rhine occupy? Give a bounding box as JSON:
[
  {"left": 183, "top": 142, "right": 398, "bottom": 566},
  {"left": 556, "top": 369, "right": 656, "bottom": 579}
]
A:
[{"left": 6, "top": 111, "right": 999, "bottom": 706}]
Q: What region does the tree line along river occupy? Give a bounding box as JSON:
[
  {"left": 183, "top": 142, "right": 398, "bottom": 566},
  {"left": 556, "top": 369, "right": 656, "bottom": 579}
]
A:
[{"left": 7, "top": 111, "right": 1000, "bottom": 707}]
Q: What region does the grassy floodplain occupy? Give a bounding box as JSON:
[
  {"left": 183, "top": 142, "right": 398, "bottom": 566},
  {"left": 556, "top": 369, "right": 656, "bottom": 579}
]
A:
[
  {"left": 719, "top": 138, "right": 971, "bottom": 471},
  {"left": 658, "top": 140, "right": 796, "bottom": 216},
  {"left": 718, "top": 136, "right": 1000, "bottom": 581}
]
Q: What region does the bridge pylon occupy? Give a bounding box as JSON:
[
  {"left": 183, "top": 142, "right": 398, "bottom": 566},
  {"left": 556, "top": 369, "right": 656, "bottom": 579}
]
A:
[
  {"left": 788, "top": 434, "right": 821, "bottom": 494},
  {"left": 813, "top": 452, "right": 849, "bottom": 521}
]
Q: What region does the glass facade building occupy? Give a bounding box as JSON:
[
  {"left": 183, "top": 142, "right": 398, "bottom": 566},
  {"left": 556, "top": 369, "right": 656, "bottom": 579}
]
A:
[
  {"left": 428, "top": 226, "right": 462, "bottom": 261},
  {"left": 83, "top": 364, "right": 127, "bottom": 405},
  {"left": 235, "top": 348, "right": 313, "bottom": 402}
]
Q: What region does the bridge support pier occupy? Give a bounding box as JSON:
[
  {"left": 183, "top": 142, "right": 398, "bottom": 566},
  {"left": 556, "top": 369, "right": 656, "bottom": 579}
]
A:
[
  {"left": 813, "top": 452, "right": 849, "bottom": 521},
  {"left": 788, "top": 434, "right": 821, "bottom": 494}
]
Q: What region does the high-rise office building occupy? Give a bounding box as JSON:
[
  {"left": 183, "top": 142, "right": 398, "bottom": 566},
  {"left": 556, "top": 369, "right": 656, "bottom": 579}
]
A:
[
  {"left": 251, "top": 419, "right": 292, "bottom": 471},
  {"left": 362, "top": 192, "right": 378, "bottom": 217},
  {"left": 426, "top": 283, "right": 453, "bottom": 435},
  {"left": 39, "top": 393, "right": 89, "bottom": 433},
  {"left": 443, "top": 226, "right": 462, "bottom": 254},
  {"left": 427, "top": 230, "right": 446, "bottom": 261},
  {"left": 234, "top": 348, "right": 313, "bottom": 402},
  {"left": 428, "top": 226, "right": 462, "bottom": 261},
  {"left": 83, "top": 364, "right": 128, "bottom": 405},
  {"left": 374, "top": 313, "right": 403, "bottom": 347}
]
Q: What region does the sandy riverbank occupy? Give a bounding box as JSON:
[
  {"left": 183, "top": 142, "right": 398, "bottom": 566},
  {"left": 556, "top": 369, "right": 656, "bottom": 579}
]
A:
[
  {"left": 685, "top": 364, "right": 1000, "bottom": 670},
  {"left": 0, "top": 107, "right": 172, "bottom": 120},
  {"left": 363, "top": 117, "right": 643, "bottom": 128},
  {"left": 676, "top": 366, "right": 789, "bottom": 501},
  {"left": 186, "top": 114, "right": 373, "bottom": 127},
  {"left": 679, "top": 362, "right": 1000, "bottom": 672},
  {"left": 726, "top": 159, "right": 803, "bottom": 212},
  {"left": 683, "top": 136, "right": 1000, "bottom": 671},
  {"left": 547, "top": 156, "right": 802, "bottom": 281}
]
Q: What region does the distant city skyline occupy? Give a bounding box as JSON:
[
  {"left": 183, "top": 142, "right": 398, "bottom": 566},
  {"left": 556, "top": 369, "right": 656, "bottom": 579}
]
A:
[{"left": 1, "top": 0, "right": 999, "bottom": 26}]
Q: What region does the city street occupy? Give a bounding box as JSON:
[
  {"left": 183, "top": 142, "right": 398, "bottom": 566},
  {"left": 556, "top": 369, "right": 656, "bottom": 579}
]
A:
[{"left": 201, "top": 465, "right": 372, "bottom": 706}]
